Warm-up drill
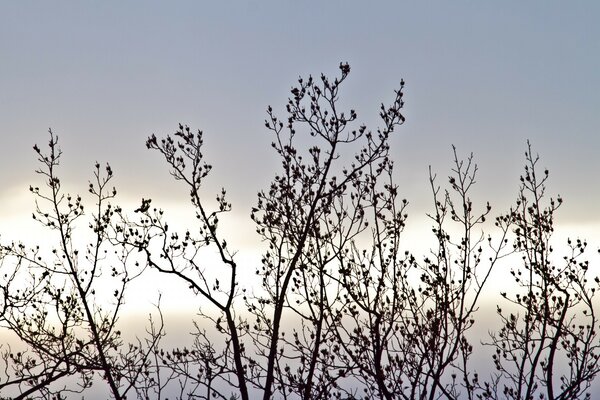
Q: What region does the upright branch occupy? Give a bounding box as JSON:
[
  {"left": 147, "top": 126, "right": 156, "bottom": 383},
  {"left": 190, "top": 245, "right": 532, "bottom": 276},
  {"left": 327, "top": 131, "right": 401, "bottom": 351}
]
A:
[
  {"left": 250, "top": 62, "right": 405, "bottom": 399},
  {"left": 116, "top": 125, "right": 250, "bottom": 400},
  {"left": 484, "top": 141, "right": 600, "bottom": 400},
  {"left": 334, "top": 146, "right": 511, "bottom": 400},
  {"left": 0, "top": 130, "right": 161, "bottom": 399}
]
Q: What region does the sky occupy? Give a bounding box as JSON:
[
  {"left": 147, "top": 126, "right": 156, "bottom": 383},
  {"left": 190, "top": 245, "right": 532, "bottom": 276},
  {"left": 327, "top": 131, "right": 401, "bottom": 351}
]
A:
[
  {"left": 2, "top": 0, "right": 599, "bottom": 277},
  {"left": 1, "top": 1, "right": 599, "bottom": 233},
  {"left": 1, "top": 0, "right": 600, "bottom": 395}
]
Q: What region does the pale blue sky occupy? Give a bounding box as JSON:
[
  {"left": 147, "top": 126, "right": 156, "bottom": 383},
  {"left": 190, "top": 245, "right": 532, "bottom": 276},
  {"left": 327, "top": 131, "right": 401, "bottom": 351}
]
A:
[{"left": 1, "top": 1, "right": 599, "bottom": 231}]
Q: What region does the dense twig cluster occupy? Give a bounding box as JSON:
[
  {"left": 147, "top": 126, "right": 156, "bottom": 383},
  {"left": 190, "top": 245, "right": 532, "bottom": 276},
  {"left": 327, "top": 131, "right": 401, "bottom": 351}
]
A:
[{"left": 0, "top": 64, "right": 599, "bottom": 399}]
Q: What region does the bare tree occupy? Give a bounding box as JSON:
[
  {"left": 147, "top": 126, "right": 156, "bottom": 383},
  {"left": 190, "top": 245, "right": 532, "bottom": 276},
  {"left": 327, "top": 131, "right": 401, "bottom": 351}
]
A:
[
  {"left": 248, "top": 63, "right": 406, "bottom": 400},
  {"left": 114, "top": 63, "right": 407, "bottom": 400},
  {"left": 481, "top": 142, "right": 600, "bottom": 400},
  {"left": 0, "top": 131, "right": 164, "bottom": 399},
  {"left": 1, "top": 65, "right": 599, "bottom": 400},
  {"left": 113, "top": 125, "right": 252, "bottom": 400},
  {"left": 329, "top": 143, "right": 515, "bottom": 400},
  {"left": 104, "top": 65, "right": 600, "bottom": 400}
]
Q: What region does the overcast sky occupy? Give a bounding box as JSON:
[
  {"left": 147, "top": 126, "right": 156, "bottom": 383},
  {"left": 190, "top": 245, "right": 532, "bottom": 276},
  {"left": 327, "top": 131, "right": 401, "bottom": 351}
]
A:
[
  {"left": 2, "top": 1, "right": 599, "bottom": 229},
  {"left": 1, "top": 1, "right": 599, "bottom": 278},
  {"left": 1, "top": 1, "right": 600, "bottom": 396}
]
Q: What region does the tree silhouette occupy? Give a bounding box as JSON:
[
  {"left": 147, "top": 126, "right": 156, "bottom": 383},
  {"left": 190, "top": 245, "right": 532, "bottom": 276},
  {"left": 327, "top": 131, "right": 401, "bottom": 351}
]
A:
[
  {"left": 480, "top": 143, "right": 600, "bottom": 400},
  {"left": 0, "top": 64, "right": 599, "bottom": 400},
  {"left": 0, "top": 132, "right": 165, "bottom": 399}
]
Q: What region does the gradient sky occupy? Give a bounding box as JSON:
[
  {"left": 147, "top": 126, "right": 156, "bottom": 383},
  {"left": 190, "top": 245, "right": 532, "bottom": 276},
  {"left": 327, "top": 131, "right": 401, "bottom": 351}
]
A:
[
  {"left": 1, "top": 1, "right": 600, "bottom": 396},
  {"left": 1, "top": 1, "right": 599, "bottom": 281},
  {"left": 2, "top": 1, "right": 600, "bottom": 231},
  {"left": 1, "top": 0, "right": 599, "bottom": 288}
]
